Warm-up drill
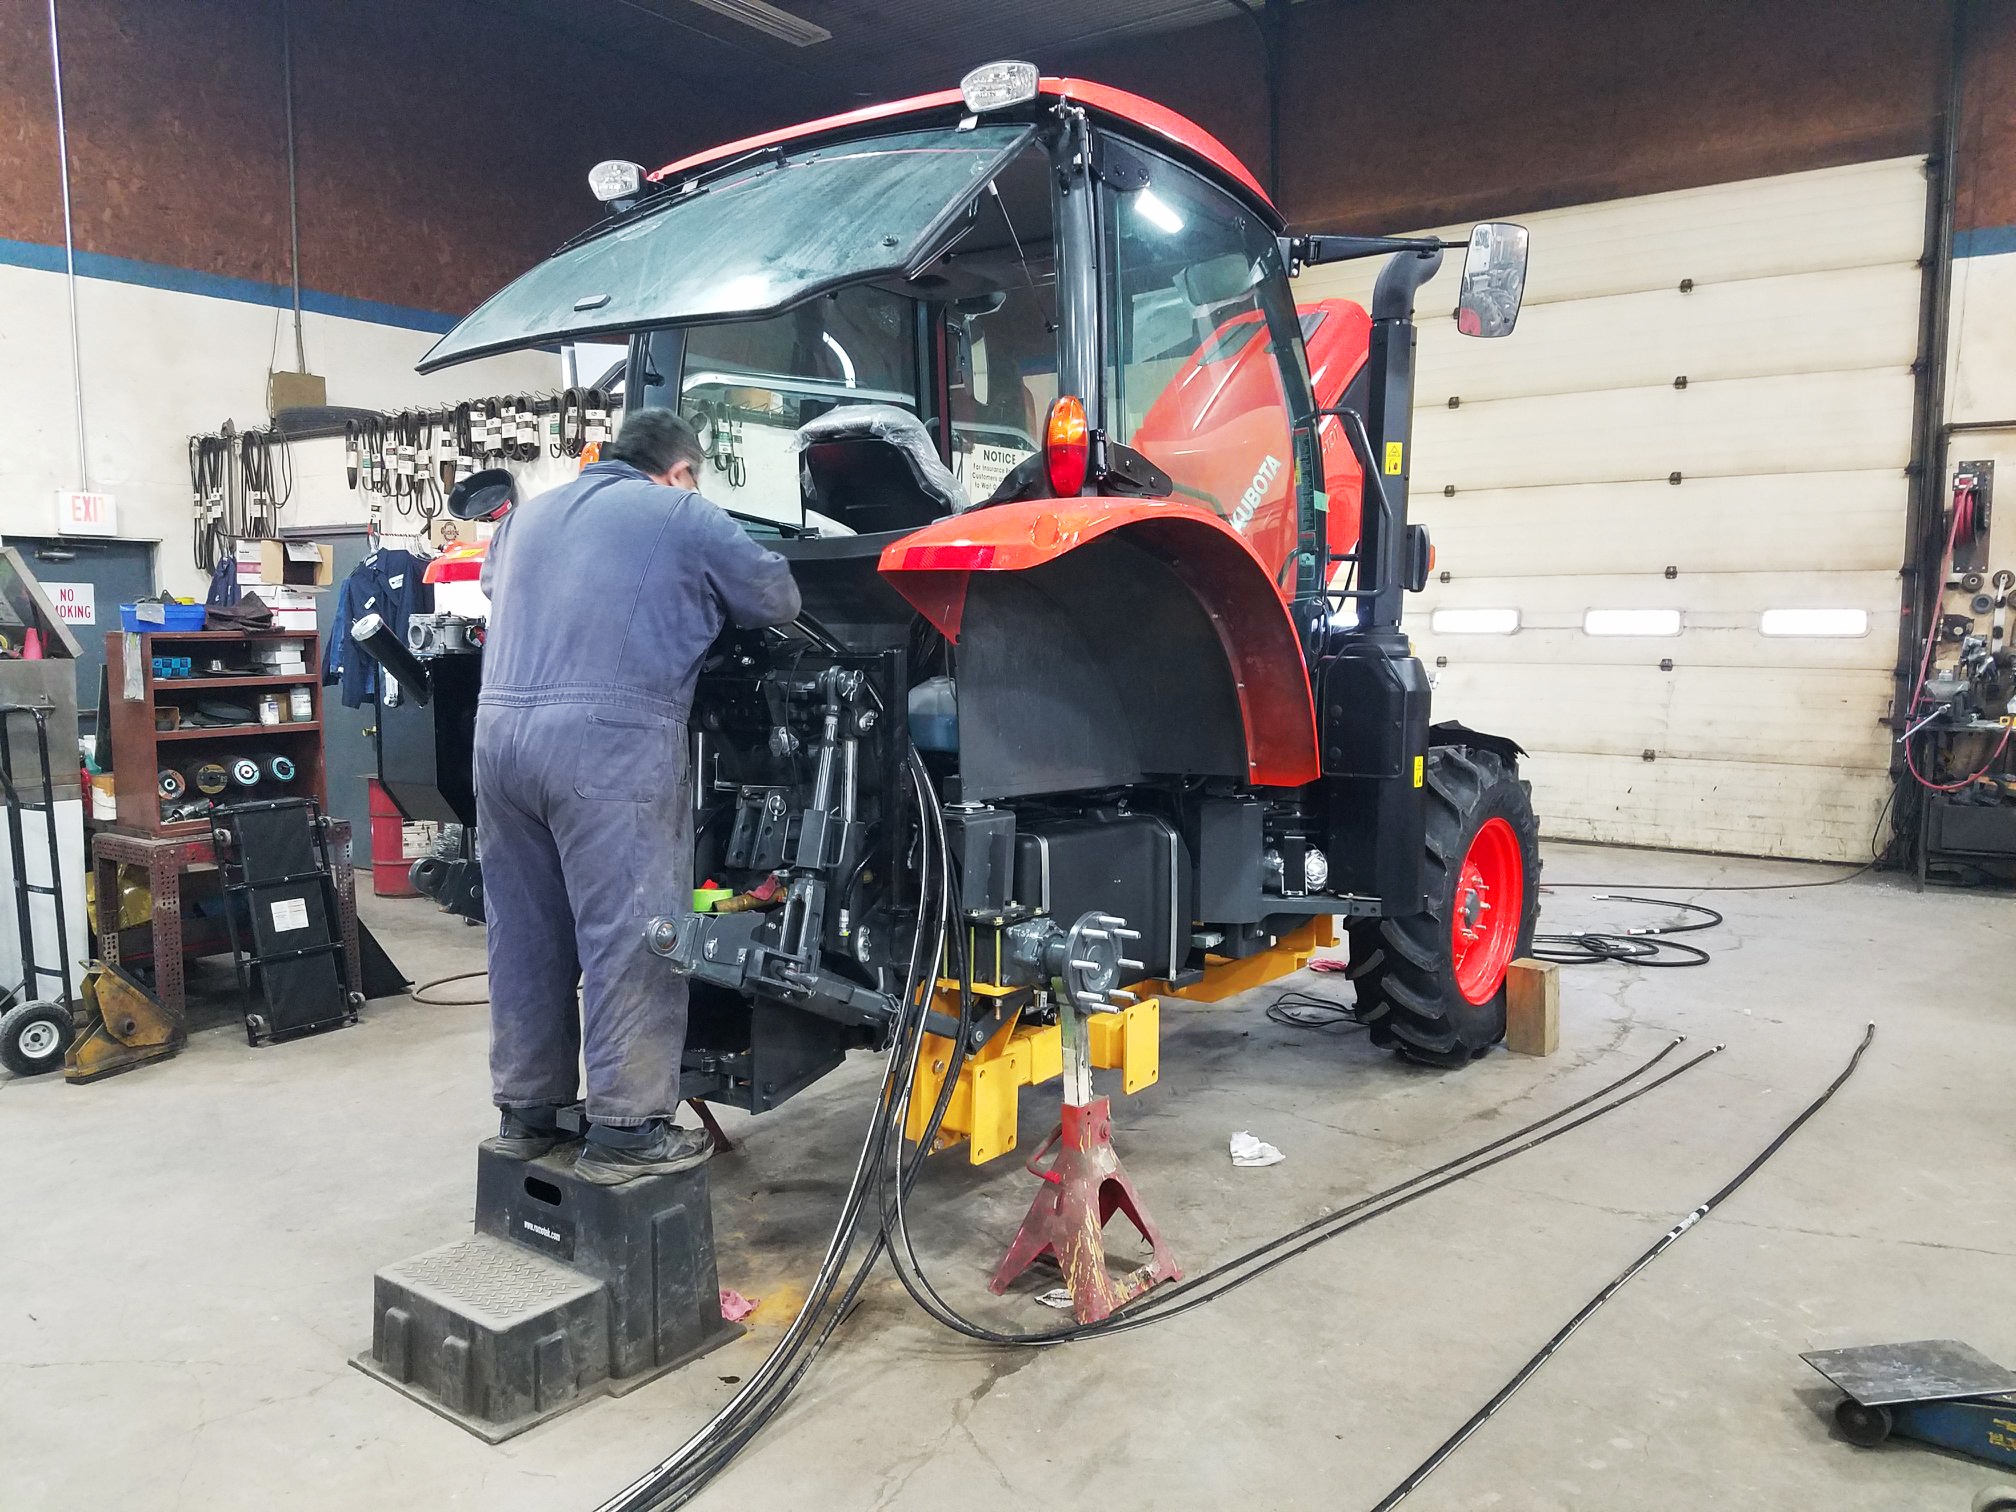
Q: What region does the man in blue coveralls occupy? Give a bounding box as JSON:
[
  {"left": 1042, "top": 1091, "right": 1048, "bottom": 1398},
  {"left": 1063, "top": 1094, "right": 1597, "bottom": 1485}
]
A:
[{"left": 476, "top": 409, "right": 801, "bottom": 1183}]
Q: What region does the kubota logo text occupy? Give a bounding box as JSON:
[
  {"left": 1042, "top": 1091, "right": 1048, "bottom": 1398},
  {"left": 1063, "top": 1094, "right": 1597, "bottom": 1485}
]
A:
[{"left": 1231, "top": 454, "right": 1282, "bottom": 530}]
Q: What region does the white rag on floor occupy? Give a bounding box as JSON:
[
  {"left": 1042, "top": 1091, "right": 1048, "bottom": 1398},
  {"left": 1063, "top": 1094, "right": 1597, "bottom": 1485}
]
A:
[{"left": 1229, "top": 1131, "right": 1285, "bottom": 1167}]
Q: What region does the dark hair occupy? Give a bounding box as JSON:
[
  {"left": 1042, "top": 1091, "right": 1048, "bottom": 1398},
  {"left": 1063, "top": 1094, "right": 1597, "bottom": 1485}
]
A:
[{"left": 605, "top": 407, "right": 704, "bottom": 477}]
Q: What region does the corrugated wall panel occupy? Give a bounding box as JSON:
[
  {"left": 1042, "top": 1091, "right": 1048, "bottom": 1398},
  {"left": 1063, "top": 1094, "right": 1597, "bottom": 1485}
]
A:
[
  {"left": 1415, "top": 263, "right": 1922, "bottom": 404},
  {"left": 1301, "top": 158, "right": 1927, "bottom": 858},
  {"left": 1528, "top": 754, "right": 1896, "bottom": 860},
  {"left": 1412, "top": 369, "right": 1917, "bottom": 491},
  {"left": 1418, "top": 471, "right": 1907, "bottom": 578}
]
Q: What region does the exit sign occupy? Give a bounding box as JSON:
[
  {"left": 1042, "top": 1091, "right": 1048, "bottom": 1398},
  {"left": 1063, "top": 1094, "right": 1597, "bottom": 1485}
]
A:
[{"left": 57, "top": 489, "right": 116, "bottom": 536}]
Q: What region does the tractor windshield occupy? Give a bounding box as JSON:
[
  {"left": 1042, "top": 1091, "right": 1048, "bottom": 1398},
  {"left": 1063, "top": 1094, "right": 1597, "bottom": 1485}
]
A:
[
  {"left": 418, "top": 123, "right": 1034, "bottom": 372},
  {"left": 631, "top": 138, "right": 1060, "bottom": 531}
]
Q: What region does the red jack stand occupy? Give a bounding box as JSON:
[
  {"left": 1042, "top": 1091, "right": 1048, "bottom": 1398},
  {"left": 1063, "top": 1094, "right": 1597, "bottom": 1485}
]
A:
[
  {"left": 988, "top": 910, "right": 1179, "bottom": 1325},
  {"left": 988, "top": 1094, "right": 1181, "bottom": 1323},
  {"left": 686, "top": 1097, "right": 736, "bottom": 1154}
]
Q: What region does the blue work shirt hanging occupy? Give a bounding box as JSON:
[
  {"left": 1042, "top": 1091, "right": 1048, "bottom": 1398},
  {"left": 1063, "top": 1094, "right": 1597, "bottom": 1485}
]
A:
[{"left": 324, "top": 546, "right": 434, "bottom": 708}]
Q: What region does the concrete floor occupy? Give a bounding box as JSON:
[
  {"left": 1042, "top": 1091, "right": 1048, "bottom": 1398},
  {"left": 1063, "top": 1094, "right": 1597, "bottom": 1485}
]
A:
[{"left": 3, "top": 840, "right": 2013, "bottom": 1511}]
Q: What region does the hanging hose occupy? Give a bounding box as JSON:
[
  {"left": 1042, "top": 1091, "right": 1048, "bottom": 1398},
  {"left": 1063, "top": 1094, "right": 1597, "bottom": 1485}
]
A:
[
  {"left": 586, "top": 610, "right": 1764, "bottom": 1507},
  {"left": 594, "top": 620, "right": 967, "bottom": 1512},
  {"left": 597, "top": 620, "right": 1740, "bottom": 1509},
  {"left": 1367, "top": 1023, "right": 1876, "bottom": 1511}
]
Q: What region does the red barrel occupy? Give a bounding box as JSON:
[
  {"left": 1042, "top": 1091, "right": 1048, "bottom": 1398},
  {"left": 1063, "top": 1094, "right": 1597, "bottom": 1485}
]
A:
[{"left": 368, "top": 778, "right": 419, "bottom": 896}]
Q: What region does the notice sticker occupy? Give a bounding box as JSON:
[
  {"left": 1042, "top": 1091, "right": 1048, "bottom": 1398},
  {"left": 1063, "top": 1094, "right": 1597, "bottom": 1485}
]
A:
[
  {"left": 270, "top": 897, "right": 310, "bottom": 933},
  {"left": 962, "top": 443, "right": 1032, "bottom": 500}
]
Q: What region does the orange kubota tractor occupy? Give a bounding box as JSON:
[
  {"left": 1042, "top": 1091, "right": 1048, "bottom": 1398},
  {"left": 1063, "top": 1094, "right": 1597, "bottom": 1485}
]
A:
[{"left": 385, "top": 62, "right": 1540, "bottom": 1142}]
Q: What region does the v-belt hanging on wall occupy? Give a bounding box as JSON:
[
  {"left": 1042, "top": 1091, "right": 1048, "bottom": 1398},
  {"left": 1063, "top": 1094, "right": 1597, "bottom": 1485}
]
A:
[
  {"left": 186, "top": 420, "right": 293, "bottom": 570},
  {"left": 333, "top": 387, "right": 619, "bottom": 536}
]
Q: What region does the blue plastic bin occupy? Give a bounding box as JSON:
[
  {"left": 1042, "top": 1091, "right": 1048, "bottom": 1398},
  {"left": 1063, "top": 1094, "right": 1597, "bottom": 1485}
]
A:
[{"left": 120, "top": 602, "right": 207, "bottom": 633}]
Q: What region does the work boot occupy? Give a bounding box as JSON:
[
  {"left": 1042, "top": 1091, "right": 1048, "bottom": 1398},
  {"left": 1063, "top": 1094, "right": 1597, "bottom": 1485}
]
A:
[
  {"left": 573, "top": 1119, "right": 713, "bottom": 1185},
  {"left": 483, "top": 1104, "right": 570, "bottom": 1160}
]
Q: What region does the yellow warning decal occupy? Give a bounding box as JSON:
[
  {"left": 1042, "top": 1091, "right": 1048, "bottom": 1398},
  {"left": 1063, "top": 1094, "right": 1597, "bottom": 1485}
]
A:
[
  {"left": 1384, "top": 442, "right": 1404, "bottom": 476},
  {"left": 1412, "top": 755, "right": 1425, "bottom": 787}
]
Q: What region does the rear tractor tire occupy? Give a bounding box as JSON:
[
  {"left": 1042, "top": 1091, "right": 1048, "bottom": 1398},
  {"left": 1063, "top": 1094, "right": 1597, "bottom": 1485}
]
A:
[{"left": 1349, "top": 746, "right": 1540, "bottom": 1067}]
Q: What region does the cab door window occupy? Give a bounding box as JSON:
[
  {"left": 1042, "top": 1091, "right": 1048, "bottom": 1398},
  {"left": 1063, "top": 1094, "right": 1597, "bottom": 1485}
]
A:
[
  {"left": 935, "top": 145, "right": 1060, "bottom": 503},
  {"left": 1102, "top": 148, "right": 1310, "bottom": 583}
]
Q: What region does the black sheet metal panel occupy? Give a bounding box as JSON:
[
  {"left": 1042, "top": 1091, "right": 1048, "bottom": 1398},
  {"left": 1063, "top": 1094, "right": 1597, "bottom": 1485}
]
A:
[
  {"left": 1801, "top": 1340, "right": 2016, "bottom": 1407},
  {"left": 1317, "top": 647, "right": 1429, "bottom": 910},
  {"left": 310, "top": 528, "right": 377, "bottom": 862},
  {"left": 1012, "top": 811, "right": 1191, "bottom": 981},
  {"left": 680, "top": 983, "right": 856, "bottom": 1114},
  {"left": 1184, "top": 795, "right": 1264, "bottom": 924},
  {"left": 378, "top": 651, "right": 480, "bottom": 827},
  {"left": 1926, "top": 797, "right": 2016, "bottom": 859},
  {"left": 956, "top": 534, "right": 1246, "bottom": 801},
  {"left": 775, "top": 532, "right": 920, "bottom": 652}
]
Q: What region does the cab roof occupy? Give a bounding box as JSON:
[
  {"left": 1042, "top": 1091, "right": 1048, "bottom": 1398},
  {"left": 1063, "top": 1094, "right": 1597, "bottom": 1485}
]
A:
[{"left": 648, "top": 75, "right": 1278, "bottom": 229}]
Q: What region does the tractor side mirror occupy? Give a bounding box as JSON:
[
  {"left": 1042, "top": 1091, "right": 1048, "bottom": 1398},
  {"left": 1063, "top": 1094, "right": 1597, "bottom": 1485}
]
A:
[{"left": 1456, "top": 222, "right": 1529, "bottom": 338}]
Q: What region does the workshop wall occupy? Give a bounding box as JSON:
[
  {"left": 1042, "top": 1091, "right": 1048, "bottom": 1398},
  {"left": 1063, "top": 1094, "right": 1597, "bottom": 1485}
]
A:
[
  {"left": 1949, "top": 0, "right": 2016, "bottom": 430},
  {"left": 1066, "top": 0, "right": 1947, "bottom": 233},
  {"left": 0, "top": 0, "right": 776, "bottom": 598}
]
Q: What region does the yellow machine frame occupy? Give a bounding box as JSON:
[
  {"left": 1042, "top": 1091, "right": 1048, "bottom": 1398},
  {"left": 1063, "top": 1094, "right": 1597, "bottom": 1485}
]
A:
[{"left": 908, "top": 916, "right": 1337, "bottom": 1163}]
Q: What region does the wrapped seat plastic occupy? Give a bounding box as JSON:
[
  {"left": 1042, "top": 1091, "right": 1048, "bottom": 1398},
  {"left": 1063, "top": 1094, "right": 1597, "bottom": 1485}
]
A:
[{"left": 795, "top": 404, "right": 970, "bottom": 534}]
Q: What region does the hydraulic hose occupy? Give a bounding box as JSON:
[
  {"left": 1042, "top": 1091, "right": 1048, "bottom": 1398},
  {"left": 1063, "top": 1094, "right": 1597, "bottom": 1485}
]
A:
[
  {"left": 880, "top": 1038, "right": 1719, "bottom": 1347},
  {"left": 596, "top": 611, "right": 1727, "bottom": 1508},
  {"left": 594, "top": 621, "right": 966, "bottom": 1512},
  {"left": 1367, "top": 1023, "right": 1877, "bottom": 1510}
]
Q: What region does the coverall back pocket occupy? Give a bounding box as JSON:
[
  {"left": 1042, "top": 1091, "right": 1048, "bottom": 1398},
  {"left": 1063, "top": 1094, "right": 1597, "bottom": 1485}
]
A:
[{"left": 575, "top": 712, "right": 673, "bottom": 802}]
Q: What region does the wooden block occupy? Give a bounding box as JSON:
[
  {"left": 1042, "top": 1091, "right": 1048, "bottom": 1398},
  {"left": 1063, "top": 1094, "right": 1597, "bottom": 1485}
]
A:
[{"left": 1505, "top": 957, "right": 1559, "bottom": 1057}]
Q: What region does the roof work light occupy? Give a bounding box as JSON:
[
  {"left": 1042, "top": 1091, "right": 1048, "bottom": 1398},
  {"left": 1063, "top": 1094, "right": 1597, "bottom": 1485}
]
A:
[
  {"left": 960, "top": 61, "right": 1039, "bottom": 114},
  {"left": 588, "top": 160, "right": 645, "bottom": 205}
]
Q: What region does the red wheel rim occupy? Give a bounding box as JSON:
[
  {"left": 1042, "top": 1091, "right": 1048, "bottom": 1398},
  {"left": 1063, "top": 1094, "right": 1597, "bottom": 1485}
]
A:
[{"left": 1451, "top": 816, "right": 1523, "bottom": 1005}]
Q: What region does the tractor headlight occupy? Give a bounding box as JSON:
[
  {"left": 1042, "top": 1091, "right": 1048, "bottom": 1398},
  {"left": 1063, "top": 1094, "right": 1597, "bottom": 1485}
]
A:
[{"left": 961, "top": 61, "right": 1039, "bottom": 113}]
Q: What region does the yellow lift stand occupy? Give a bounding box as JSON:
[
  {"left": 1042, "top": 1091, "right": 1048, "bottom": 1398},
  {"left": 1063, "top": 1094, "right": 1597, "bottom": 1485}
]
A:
[{"left": 907, "top": 915, "right": 1338, "bottom": 1164}]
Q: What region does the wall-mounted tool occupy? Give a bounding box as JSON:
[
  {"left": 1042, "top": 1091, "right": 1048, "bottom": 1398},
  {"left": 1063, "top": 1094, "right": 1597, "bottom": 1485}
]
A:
[{"left": 1951, "top": 461, "right": 1994, "bottom": 574}]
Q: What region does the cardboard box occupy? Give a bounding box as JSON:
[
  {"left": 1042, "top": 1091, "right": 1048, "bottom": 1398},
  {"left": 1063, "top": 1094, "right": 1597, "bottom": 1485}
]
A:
[
  {"left": 259, "top": 585, "right": 320, "bottom": 632},
  {"left": 257, "top": 539, "right": 333, "bottom": 587}
]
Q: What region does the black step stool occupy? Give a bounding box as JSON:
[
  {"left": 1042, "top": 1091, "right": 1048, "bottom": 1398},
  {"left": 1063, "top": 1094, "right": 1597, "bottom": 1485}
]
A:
[{"left": 352, "top": 1144, "right": 740, "bottom": 1440}]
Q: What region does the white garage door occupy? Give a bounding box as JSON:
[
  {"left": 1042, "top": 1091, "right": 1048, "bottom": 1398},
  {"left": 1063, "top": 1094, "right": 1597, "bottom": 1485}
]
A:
[{"left": 1296, "top": 157, "right": 1928, "bottom": 861}]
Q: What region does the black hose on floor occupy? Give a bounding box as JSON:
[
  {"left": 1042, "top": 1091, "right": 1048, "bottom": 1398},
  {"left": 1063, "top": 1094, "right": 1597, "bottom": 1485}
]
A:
[
  {"left": 879, "top": 1038, "right": 1718, "bottom": 1348},
  {"left": 1532, "top": 894, "right": 1722, "bottom": 968},
  {"left": 409, "top": 969, "right": 489, "bottom": 1006},
  {"left": 1367, "top": 1022, "right": 1877, "bottom": 1511}
]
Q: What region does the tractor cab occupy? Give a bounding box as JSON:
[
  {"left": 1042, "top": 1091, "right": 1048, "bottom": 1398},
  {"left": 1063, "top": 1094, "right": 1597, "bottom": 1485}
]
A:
[{"left": 391, "top": 65, "right": 1543, "bottom": 1119}]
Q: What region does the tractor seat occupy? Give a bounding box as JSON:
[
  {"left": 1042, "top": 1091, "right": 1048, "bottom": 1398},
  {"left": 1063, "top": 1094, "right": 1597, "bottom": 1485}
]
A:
[{"left": 795, "top": 404, "right": 970, "bottom": 535}]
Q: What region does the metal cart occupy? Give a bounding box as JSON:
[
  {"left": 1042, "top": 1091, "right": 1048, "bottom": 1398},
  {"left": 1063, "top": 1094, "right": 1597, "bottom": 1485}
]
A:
[{"left": 0, "top": 704, "right": 78, "bottom": 1075}]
